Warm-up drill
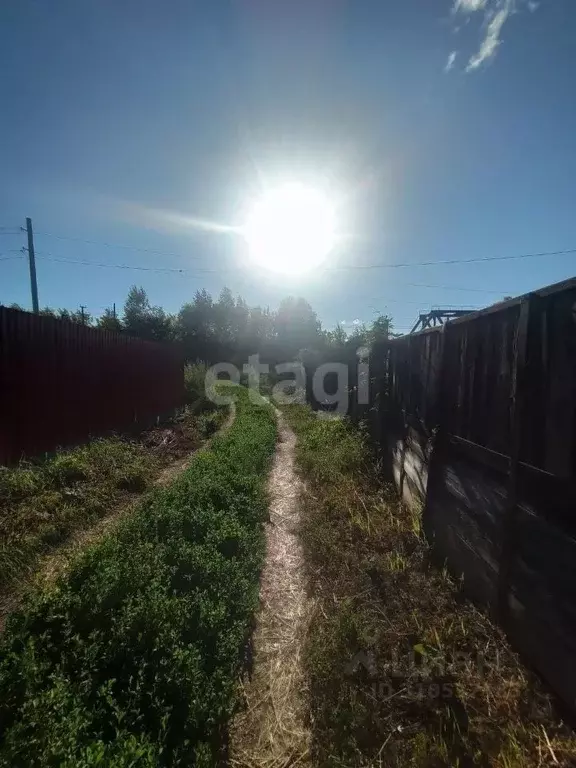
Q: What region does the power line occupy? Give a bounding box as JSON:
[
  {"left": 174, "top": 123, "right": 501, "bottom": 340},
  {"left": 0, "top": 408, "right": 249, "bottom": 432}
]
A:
[
  {"left": 26, "top": 250, "right": 510, "bottom": 296},
  {"left": 397, "top": 282, "right": 510, "bottom": 294},
  {"left": 368, "top": 299, "right": 482, "bottom": 307},
  {"left": 31, "top": 243, "right": 576, "bottom": 274},
  {"left": 35, "top": 253, "right": 186, "bottom": 274},
  {"left": 34, "top": 231, "right": 203, "bottom": 260},
  {"left": 333, "top": 247, "right": 576, "bottom": 271},
  {"left": 0, "top": 255, "right": 24, "bottom": 262}
]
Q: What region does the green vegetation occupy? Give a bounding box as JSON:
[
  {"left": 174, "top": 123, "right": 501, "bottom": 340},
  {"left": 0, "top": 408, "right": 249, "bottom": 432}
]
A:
[
  {"left": 0, "top": 365, "right": 227, "bottom": 592},
  {"left": 184, "top": 363, "right": 212, "bottom": 409},
  {"left": 0, "top": 387, "right": 276, "bottom": 766},
  {"left": 13, "top": 284, "right": 394, "bottom": 368},
  {"left": 283, "top": 405, "right": 576, "bottom": 767},
  {"left": 0, "top": 438, "right": 155, "bottom": 589}
]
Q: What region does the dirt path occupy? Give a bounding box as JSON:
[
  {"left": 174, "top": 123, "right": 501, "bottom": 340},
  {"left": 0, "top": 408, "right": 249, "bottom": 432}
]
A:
[
  {"left": 231, "top": 411, "right": 312, "bottom": 768},
  {"left": 0, "top": 403, "right": 236, "bottom": 632}
]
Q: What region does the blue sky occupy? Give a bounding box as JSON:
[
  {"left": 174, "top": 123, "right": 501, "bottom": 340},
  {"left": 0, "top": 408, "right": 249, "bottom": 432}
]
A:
[{"left": 1, "top": 0, "right": 575, "bottom": 334}]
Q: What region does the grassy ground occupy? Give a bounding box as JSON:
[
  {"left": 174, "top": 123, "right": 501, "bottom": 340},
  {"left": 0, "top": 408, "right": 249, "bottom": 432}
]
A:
[
  {"left": 282, "top": 404, "right": 576, "bottom": 768},
  {"left": 0, "top": 398, "right": 226, "bottom": 591},
  {"left": 0, "top": 387, "right": 276, "bottom": 766}
]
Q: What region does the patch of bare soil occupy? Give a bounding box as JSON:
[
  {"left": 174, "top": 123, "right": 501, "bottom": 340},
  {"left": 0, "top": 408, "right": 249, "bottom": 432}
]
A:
[
  {"left": 230, "top": 412, "right": 312, "bottom": 768},
  {"left": 0, "top": 404, "right": 235, "bottom": 632}
]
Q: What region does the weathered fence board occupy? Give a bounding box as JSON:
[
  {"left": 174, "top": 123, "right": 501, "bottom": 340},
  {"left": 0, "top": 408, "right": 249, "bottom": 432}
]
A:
[
  {"left": 376, "top": 276, "right": 576, "bottom": 714},
  {"left": 0, "top": 307, "right": 184, "bottom": 466}
]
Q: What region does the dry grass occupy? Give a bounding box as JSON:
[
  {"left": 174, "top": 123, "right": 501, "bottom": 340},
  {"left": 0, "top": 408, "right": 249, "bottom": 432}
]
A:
[
  {"left": 231, "top": 413, "right": 313, "bottom": 768},
  {"left": 282, "top": 405, "right": 576, "bottom": 768},
  {"left": 0, "top": 403, "right": 229, "bottom": 631}
]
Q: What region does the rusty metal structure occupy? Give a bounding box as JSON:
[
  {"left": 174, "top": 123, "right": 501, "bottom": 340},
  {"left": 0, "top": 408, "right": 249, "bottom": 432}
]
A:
[
  {"left": 409, "top": 308, "right": 473, "bottom": 334},
  {"left": 0, "top": 306, "right": 184, "bottom": 466}
]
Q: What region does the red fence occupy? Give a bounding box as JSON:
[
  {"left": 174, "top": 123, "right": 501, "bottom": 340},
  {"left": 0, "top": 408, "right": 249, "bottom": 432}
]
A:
[{"left": 0, "top": 307, "right": 184, "bottom": 466}]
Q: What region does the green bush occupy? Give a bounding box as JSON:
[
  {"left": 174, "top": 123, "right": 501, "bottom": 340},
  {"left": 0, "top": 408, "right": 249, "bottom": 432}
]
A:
[
  {"left": 184, "top": 363, "right": 210, "bottom": 408},
  {"left": 0, "top": 387, "right": 276, "bottom": 766},
  {"left": 284, "top": 405, "right": 366, "bottom": 484},
  {"left": 0, "top": 439, "right": 155, "bottom": 588},
  {"left": 0, "top": 467, "right": 44, "bottom": 502}
]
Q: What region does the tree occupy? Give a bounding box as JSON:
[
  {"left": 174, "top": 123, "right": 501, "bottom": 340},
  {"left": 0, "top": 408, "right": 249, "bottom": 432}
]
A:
[
  {"left": 176, "top": 289, "right": 216, "bottom": 362},
  {"left": 97, "top": 307, "right": 123, "bottom": 333},
  {"left": 325, "top": 324, "right": 347, "bottom": 348},
  {"left": 367, "top": 314, "right": 393, "bottom": 347},
  {"left": 39, "top": 307, "right": 93, "bottom": 325},
  {"left": 67, "top": 308, "right": 93, "bottom": 326},
  {"left": 123, "top": 286, "right": 173, "bottom": 342},
  {"left": 213, "top": 287, "right": 237, "bottom": 347},
  {"left": 274, "top": 297, "right": 322, "bottom": 360}
]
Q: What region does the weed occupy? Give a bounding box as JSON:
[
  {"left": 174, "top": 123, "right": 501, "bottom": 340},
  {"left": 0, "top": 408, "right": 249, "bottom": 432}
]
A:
[
  {"left": 184, "top": 363, "right": 211, "bottom": 409},
  {"left": 0, "top": 387, "right": 276, "bottom": 765},
  {"left": 282, "top": 403, "right": 576, "bottom": 767},
  {"left": 0, "top": 439, "right": 155, "bottom": 588},
  {"left": 0, "top": 398, "right": 227, "bottom": 590}
]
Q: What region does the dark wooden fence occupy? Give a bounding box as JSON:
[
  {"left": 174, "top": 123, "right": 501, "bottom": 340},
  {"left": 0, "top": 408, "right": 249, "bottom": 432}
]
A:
[
  {"left": 0, "top": 307, "right": 184, "bottom": 466},
  {"left": 372, "top": 276, "right": 576, "bottom": 713}
]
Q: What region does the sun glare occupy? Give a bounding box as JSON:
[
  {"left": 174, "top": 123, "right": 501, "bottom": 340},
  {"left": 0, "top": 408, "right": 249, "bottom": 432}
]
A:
[{"left": 243, "top": 184, "right": 336, "bottom": 275}]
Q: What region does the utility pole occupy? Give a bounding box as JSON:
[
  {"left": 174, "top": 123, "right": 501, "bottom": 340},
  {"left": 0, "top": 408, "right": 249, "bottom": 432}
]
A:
[
  {"left": 80, "top": 305, "right": 86, "bottom": 325},
  {"left": 25, "top": 217, "right": 39, "bottom": 313},
  {"left": 112, "top": 302, "right": 116, "bottom": 320}
]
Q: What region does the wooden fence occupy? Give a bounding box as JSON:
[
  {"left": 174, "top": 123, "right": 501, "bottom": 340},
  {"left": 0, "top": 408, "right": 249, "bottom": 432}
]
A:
[
  {"left": 0, "top": 307, "right": 184, "bottom": 466},
  {"left": 372, "top": 276, "right": 576, "bottom": 713}
]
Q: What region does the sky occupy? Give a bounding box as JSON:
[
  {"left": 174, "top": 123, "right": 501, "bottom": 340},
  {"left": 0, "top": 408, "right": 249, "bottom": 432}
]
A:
[{"left": 1, "top": 0, "right": 575, "bottom": 335}]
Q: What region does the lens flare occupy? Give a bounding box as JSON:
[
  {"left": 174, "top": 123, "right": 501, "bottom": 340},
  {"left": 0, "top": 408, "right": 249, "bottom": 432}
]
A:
[{"left": 243, "top": 184, "right": 336, "bottom": 274}]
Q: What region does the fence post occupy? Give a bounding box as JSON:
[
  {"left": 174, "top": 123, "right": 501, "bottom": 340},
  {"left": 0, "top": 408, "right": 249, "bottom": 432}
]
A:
[
  {"left": 497, "top": 294, "right": 538, "bottom": 623},
  {"left": 420, "top": 321, "right": 450, "bottom": 541}
]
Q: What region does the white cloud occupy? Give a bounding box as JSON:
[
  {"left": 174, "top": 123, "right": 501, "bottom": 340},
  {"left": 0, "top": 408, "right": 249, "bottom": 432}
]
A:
[
  {"left": 453, "top": 0, "right": 488, "bottom": 11},
  {"left": 450, "top": 0, "right": 539, "bottom": 72},
  {"left": 445, "top": 50, "right": 458, "bottom": 71},
  {"left": 466, "top": 2, "right": 513, "bottom": 71}
]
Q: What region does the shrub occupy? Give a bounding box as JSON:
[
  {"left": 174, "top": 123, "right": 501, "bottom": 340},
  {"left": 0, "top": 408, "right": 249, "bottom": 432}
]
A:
[
  {"left": 184, "top": 363, "right": 210, "bottom": 408},
  {"left": 0, "top": 387, "right": 276, "bottom": 766},
  {"left": 0, "top": 439, "right": 156, "bottom": 589},
  {"left": 0, "top": 467, "right": 44, "bottom": 503},
  {"left": 286, "top": 405, "right": 366, "bottom": 484}
]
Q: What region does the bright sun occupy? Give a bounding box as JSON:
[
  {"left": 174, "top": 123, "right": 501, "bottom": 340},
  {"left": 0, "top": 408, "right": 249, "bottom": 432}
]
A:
[{"left": 243, "top": 183, "right": 336, "bottom": 275}]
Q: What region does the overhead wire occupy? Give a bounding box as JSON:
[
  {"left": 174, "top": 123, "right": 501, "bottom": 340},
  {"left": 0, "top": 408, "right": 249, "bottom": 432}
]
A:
[
  {"left": 32, "top": 244, "right": 576, "bottom": 276},
  {"left": 34, "top": 252, "right": 186, "bottom": 274},
  {"left": 34, "top": 231, "right": 203, "bottom": 260},
  {"left": 392, "top": 282, "right": 509, "bottom": 294},
  {"left": 332, "top": 247, "right": 576, "bottom": 271},
  {"left": 29, "top": 230, "right": 576, "bottom": 269}
]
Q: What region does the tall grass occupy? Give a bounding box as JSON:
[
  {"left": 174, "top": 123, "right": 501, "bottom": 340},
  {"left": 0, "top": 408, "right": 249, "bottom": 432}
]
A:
[
  {"left": 0, "top": 368, "right": 227, "bottom": 590},
  {"left": 0, "top": 439, "right": 154, "bottom": 589},
  {"left": 184, "top": 363, "right": 211, "bottom": 409},
  {"left": 283, "top": 404, "right": 576, "bottom": 767},
  {"left": 0, "top": 387, "right": 276, "bottom": 766}
]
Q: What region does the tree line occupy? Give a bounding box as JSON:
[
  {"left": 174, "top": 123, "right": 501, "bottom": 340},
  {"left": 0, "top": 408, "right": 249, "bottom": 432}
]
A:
[{"left": 4, "top": 285, "right": 394, "bottom": 365}]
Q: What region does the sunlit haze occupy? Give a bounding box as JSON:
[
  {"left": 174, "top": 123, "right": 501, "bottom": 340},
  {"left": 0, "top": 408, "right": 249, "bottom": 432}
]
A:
[
  {"left": 243, "top": 184, "right": 336, "bottom": 275},
  {"left": 1, "top": 1, "right": 575, "bottom": 332}
]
